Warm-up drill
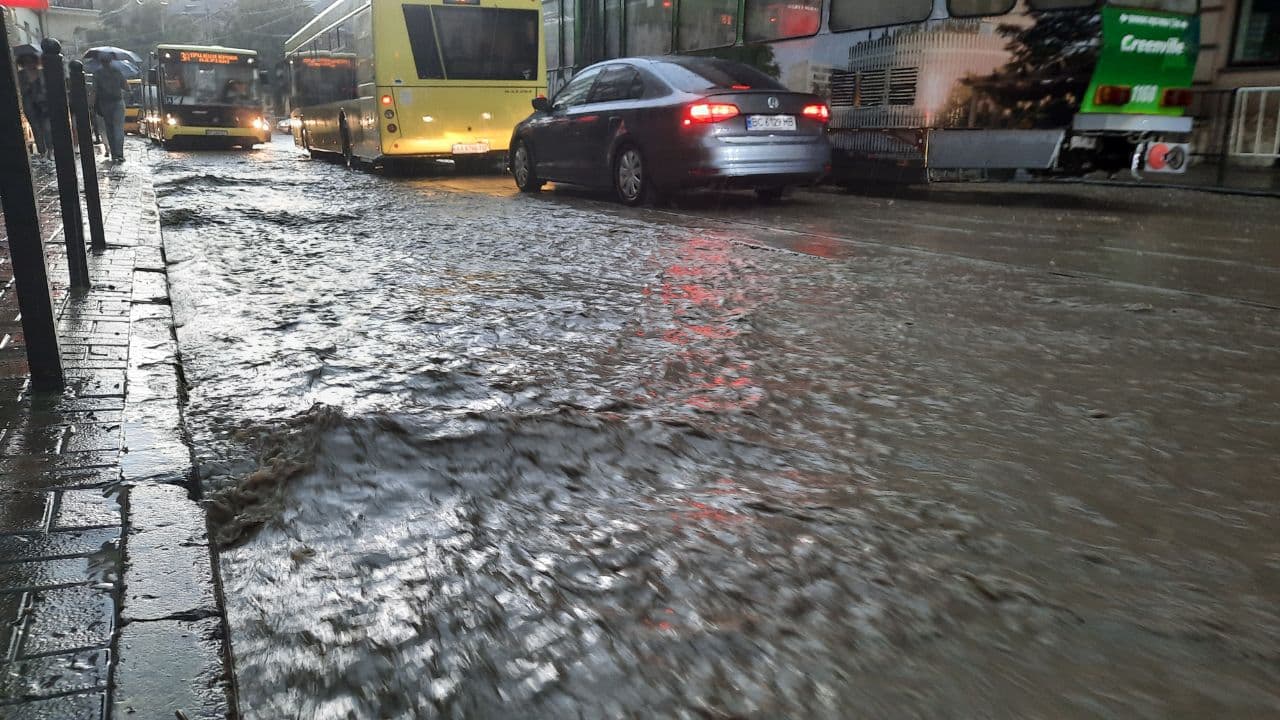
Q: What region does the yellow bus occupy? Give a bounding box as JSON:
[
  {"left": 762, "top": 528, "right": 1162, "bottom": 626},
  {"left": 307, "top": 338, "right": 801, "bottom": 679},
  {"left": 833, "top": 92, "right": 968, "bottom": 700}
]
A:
[
  {"left": 284, "top": 0, "right": 544, "bottom": 170},
  {"left": 141, "top": 44, "right": 272, "bottom": 149},
  {"left": 125, "top": 78, "right": 142, "bottom": 134}
]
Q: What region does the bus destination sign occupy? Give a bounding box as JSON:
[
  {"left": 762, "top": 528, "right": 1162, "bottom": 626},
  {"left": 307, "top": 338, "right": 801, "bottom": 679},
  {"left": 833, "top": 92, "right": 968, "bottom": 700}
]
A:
[{"left": 178, "top": 51, "right": 251, "bottom": 65}]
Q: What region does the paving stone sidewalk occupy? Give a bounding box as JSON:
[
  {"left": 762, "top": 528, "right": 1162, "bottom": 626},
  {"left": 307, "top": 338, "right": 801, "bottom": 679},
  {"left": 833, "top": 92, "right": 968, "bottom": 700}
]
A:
[{"left": 0, "top": 143, "right": 232, "bottom": 719}]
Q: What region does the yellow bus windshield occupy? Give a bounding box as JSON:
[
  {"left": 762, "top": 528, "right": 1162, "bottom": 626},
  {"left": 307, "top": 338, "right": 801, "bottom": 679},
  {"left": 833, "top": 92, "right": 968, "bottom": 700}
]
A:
[{"left": 160, "top": 53, "right": 261, "bottom": 107}]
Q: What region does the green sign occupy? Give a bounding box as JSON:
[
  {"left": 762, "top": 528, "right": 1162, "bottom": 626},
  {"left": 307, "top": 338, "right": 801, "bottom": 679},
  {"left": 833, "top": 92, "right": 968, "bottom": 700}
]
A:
[{"left": 1080, "top": 6, "right": 1199, "bottom": 116}]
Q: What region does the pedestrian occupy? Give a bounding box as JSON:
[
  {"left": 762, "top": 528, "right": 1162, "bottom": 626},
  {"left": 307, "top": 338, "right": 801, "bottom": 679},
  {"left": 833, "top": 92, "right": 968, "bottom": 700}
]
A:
[
  {"left": 15, "top": 53, "right": 52, "bottom": 161},
  {"left": 92, "top": 57, "right": 128, "bottom": 162}
]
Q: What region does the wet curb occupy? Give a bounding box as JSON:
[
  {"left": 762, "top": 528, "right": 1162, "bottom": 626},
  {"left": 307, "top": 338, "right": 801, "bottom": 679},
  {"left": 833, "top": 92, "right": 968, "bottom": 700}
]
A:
[
  {"left": 1057, "top": 177, "right": 1280, "bottom": 199},
  {"left": 120, "top": 167, "right": 236, "bottom": 720}
]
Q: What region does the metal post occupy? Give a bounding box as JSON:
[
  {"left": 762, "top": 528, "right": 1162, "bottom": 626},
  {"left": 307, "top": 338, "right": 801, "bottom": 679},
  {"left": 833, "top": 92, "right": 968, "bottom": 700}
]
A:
[
  {"left": 0, "top": 16, "right": 65, "bottom": 390},
  {"left": 1217, "top": 89, "right": 1236, "bottom": 188},
  {"left": 41, "top": 38, "right": 90, "bottom": 288},
  {"left": 67, "top": 61, "right": 106, "bottom": 252}
]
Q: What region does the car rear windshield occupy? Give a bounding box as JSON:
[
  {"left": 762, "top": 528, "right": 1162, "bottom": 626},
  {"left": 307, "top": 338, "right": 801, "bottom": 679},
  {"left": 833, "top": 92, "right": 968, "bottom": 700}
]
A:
[
  {"left": 653, "top": 59, "right": 787, "bottom": 93},
  {"left": 402, "top": 4, "right": 540, "bottom": 81}
]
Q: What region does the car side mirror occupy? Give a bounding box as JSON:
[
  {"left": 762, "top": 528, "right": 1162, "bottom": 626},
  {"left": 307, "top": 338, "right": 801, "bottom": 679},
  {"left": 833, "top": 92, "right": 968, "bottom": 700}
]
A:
[{"left": 532, "top": 96, "right": 550, "bottom": 113}]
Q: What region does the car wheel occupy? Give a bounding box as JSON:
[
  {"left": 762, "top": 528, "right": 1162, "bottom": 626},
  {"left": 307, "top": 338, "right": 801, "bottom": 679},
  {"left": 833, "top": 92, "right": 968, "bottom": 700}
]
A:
[
  {"left": 755, "top": 186, "right": 787, "bottom": 203},
  {"left": 512, "top": 141, "right": 543, "bottom": 193},
  {"left": 614, "top": 144, "right": 649, "bottom": 206}
]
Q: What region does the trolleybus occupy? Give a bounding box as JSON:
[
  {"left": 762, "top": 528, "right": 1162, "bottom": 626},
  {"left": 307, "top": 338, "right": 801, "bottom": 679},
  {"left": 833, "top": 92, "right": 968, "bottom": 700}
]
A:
[
  {"left": 544, "top": 0, "right": 1200, "bottom": 182},
  {"left": 284, "top": 0, "right": 545, "bottom": 170},
  {"left": 141, "top": 44, "right": 272, "bottom": 149}
]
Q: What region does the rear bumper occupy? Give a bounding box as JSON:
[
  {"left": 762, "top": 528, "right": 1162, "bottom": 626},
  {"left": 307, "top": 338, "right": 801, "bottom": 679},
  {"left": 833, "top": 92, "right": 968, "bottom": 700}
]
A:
[
  {"left": 1072, "top": 113, "right": 1193, "bottom": 134},
  {"left": 665, "top": 137, "right": 831, "bottom": 187},
  {"left": 164, "top": 125, "right": 269, "bottom": 143}
]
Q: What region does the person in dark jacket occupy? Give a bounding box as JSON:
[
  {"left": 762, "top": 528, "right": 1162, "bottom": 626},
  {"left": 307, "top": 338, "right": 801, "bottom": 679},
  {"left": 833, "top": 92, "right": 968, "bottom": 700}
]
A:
[
  {"left": 16, "top": 54, "right": 52, "bottom": 160},
  {"left": 92, "top": 58, "right": 129, "bottom": 162}
]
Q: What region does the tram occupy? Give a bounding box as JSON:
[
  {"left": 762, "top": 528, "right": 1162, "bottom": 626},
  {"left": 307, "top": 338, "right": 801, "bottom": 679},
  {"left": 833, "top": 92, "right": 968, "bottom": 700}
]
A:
[{"left": 545, "top": 0, "right": 1200, "bottom": 182}]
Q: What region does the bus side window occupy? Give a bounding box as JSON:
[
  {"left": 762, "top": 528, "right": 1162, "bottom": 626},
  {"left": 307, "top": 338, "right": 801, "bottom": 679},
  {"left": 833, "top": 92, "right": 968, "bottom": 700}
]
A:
[
  {"left": 1027, "top": 0, "right": 1097, "bottom": 8},
  {"left": 744, "top": 0, "right": 822, "bottom": 42},
  {"left": 830, "top": 0, "right": 933, "bottom": 31},
  {"left": 624, "top": 0, "right": 673, "bottom": 55},
  {"left": 677, "top": 0, "right": 738, "bottom": 52},
  {"left": 947, "top": 0, "right": 1017, "bottom": 17}
]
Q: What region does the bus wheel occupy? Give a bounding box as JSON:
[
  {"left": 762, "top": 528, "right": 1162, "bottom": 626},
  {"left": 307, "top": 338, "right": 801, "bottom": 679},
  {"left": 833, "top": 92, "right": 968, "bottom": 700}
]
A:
[
  {"left": 512, "top": 141, "right": 542, "bottom": 193},
  {"left": 339, "top": 117, "right": 357, "bottom": 169}
]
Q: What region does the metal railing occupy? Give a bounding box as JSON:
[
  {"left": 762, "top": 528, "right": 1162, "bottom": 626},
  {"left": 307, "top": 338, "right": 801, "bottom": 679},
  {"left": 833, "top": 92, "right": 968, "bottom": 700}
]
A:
[
  {"left": 49, "top": 0, "right": 95, "bottom": 9},
  {"left": 1230, "top": 86, "right": 1280, "bottom": 159}
]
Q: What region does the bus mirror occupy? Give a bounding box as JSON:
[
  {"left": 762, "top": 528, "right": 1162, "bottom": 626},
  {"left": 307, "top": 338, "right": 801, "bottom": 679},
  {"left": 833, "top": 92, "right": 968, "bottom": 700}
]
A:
[
  {"left": 146, "top": 68, "right": 158, "bottom": 84},
  {"left": 532, "top": 96, "right": 550, "bottom": 113},
  {"left": 258, "top": 70, "right": 269, "bottom": 85}
]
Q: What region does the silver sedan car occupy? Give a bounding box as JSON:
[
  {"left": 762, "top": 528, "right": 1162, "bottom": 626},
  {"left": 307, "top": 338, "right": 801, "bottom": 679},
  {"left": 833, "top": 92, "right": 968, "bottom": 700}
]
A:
[{"left": 508, "top": 56, "right": 831, "bottom": 205}]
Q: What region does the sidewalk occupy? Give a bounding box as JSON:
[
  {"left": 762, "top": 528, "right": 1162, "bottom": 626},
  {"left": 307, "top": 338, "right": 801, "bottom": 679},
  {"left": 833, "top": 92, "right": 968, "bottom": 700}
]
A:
[
  {"left": 0, "top": 143, "right": 232, "bottom": 719},
  {"left": 1071, "top": 159, "right": 1280, "bottom": 197}
]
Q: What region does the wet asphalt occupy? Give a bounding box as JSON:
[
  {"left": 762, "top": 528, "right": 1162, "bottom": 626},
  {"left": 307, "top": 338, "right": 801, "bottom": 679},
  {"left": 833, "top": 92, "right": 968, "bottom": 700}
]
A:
[{"left": 150, "top": 136, "right": 1280, "bottom": 719}]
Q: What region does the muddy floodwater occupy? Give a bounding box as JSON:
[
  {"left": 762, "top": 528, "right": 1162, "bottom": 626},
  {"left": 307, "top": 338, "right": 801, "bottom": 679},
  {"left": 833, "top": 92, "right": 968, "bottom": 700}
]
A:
[{"left": 152, "top": 138, "right": 1280, "bottom": 719}]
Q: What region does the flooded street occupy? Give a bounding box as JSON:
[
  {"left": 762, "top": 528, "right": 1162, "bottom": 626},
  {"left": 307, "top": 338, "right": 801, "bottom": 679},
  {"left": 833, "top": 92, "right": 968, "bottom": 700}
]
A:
[{"left": 151, "top": 137, "right": 1280, "bottom": 719}]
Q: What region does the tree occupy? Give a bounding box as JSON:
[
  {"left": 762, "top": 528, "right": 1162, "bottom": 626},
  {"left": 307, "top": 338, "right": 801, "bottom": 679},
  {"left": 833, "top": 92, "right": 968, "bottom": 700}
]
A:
[
  {"left": 212, "top": 0, "right": 315, "bottom": 79},
  {"left": 85, "top": 0, "right": 202, "bottom": 59}
]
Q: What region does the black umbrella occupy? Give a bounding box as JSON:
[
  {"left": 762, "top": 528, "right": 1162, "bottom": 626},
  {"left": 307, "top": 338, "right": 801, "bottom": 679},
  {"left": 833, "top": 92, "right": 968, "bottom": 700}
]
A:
[{"left": 11, "top": 44, "right": 40, "bottom": 60}]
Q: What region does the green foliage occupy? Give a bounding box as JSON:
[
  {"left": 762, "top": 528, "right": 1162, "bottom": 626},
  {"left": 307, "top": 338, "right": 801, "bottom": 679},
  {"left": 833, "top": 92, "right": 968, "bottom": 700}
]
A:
[
  {"left": 85, "top": 0, "right": 203, "bottom": 57},
  {"left": 215, "top": 0, "right": 315, "bottom": 75}
]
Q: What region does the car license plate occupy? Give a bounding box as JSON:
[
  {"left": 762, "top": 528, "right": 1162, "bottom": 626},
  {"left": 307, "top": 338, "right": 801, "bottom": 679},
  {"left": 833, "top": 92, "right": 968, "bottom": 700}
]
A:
[
  {"left": 452, "top": 142, "right": 490, "bottom": 155},
  {"left": 747, "top": 115, "right": 796, "bottom": 132},
  {"left": 205, "top": 129, "right": 229, "bottom": 136}
]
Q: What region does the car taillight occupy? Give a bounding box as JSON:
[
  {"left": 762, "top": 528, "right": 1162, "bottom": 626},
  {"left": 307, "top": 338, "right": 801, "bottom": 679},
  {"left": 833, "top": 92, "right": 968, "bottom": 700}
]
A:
[
  {"left": 684, "top": 102, "right": 739, "bottom": 125},
  {"left": 1094, "top": 85, "right": 1131, "bottom": 106},
  {"left": 1161, "top": 88, "right": 1193, "bottom": 108},
  {"left": 802, "top": 104, "right": 830, "bottom": 122}
]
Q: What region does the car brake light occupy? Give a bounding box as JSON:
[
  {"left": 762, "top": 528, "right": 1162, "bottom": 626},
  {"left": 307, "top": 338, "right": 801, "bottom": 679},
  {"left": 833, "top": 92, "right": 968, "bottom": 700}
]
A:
[
  {"left": 1161, "top": 88, "right": 1193, "bottom": 108},
  {"left": 802, "top": 104, "right": 830, "bottom": 122},
  {"left": 684, "top": 102, "right": 739, "bottom": 125},
  {"left": 1094, "top": 85, "right": 1131, "bottom": 106},
  {"left": 731, "top": 84, "right": 751, "bottom": 90},
  {"left": 381, "top": 94, "right": 393, "bottom": 106}
]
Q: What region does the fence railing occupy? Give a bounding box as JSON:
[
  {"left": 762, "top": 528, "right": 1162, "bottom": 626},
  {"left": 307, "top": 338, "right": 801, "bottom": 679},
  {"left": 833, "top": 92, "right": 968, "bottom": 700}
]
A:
[{"left": 1230, "top": 87, "right": 1280, "bottom": 160}]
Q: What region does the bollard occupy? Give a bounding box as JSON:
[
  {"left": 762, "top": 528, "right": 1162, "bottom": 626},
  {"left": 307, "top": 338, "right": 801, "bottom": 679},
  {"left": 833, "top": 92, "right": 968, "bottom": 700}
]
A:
[
  {"left": 0, "top": 16, "right": 65, "bottom": 390},
  {"left": 1216, "top": 89, "right": 1236, "bottom": 189},
  {"left": 41, "top": 38, "right": 90, "bottom": 289},
  {"left": 68, "top": 61, "right": 106, "bottom": 252}
]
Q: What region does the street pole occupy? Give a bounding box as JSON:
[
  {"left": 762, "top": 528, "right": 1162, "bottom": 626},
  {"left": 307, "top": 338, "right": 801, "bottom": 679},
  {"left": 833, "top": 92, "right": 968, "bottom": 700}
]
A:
[
  {"left": 68, "top": 61, "right": 107, "bottom": 252},
  {"left": 41, "top": 37, "right": 91, "bottom": 289},
  {"left": 0, "top": 14, "right": 65, "bottom": 390}
]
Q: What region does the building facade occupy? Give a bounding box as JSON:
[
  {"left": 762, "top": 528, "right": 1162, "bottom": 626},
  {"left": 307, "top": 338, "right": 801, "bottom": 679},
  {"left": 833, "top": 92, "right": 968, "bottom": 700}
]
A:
[{"left": 1199, "top": 0, "right": 1280, "bottom": 88}]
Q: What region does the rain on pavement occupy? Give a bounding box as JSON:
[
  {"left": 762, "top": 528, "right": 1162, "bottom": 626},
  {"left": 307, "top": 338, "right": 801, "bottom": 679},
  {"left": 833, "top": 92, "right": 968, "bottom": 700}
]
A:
[{"left": 150, "top": 136, "right": 1280, "bottom": 719}]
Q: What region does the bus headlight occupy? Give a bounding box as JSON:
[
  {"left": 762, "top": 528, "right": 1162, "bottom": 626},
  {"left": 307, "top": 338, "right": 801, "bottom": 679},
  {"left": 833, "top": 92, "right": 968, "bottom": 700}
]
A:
[{"left": 166, "top": 115, "right": 178, "bottom": 126}]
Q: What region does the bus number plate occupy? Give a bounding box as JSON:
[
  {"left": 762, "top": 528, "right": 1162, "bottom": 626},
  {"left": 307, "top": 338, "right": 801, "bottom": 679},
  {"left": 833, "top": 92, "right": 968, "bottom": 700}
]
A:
[
  {"left": 747, "top": 115, "right": 796, "bottom": 132},
  {"left": 452, "top": 142, "right": 490, "bottom": 155},
  {"left": 205, "top": 129, "right": 229, "bottom": 136}
]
